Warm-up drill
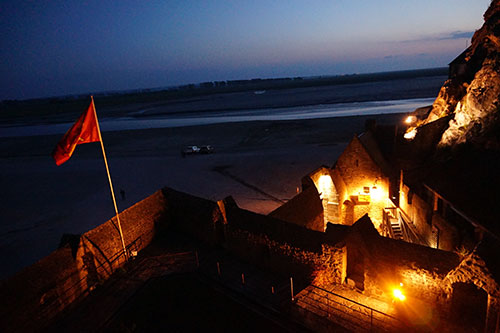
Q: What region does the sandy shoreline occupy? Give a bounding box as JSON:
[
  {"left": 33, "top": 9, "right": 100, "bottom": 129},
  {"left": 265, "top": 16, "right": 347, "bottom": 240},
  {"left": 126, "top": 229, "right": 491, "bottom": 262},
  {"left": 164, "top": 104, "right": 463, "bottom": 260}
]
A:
[{"left": 0, "top": 113, "right": 405, "bottom": 280}]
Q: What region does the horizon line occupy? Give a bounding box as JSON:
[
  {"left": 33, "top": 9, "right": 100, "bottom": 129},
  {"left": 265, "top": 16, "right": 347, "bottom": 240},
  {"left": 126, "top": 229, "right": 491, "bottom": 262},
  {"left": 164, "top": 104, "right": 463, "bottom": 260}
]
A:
[{"left": 1, "top": 66, "right": 448, "bottom": 104}]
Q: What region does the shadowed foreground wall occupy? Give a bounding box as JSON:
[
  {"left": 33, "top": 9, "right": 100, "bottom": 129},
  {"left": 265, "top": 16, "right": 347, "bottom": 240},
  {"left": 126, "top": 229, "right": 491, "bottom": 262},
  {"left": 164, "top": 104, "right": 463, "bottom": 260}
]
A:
[
  {"left": 222, "top": 199, "right": 347, "bottom": 284},
  {"left": 0, "top": 189, "right": 170, "bottom": 333},
  {"left": 161, "top": 188, "right": 224, "bottom": 245},
  {"left": 1, "top": 188, "right": 498, "bottom": 332}
]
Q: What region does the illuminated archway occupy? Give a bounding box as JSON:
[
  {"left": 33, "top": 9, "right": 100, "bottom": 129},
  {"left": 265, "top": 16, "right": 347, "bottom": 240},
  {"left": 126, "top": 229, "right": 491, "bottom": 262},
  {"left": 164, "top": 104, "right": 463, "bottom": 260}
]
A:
[
  {"left": 343, "top": 200, "right": 354, "bottom": 226},
  {"left": 317, "top": 174, "right": 340, "bottom": 229},
  {"left": 310, "top": 172, "right": 340, "bottom": 230},
  {"left": 450, "top": 282, "right": 487, "bottom": 330}
]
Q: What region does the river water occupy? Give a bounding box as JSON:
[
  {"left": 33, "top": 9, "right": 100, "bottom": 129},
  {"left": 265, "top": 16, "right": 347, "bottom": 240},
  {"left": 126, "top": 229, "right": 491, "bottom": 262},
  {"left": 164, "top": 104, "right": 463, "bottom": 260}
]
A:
[{"left": 1, "top": 97, "right": 434, "bottom": 138}]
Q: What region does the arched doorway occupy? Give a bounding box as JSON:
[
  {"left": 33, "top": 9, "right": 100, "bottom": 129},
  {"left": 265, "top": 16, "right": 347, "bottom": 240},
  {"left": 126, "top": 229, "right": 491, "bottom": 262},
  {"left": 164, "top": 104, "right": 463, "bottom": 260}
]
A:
[
  {"left": 315, "top": 174, "right": 339, "bottom": 229},
  {"left": 343, "top": 200, "right": 354, "bottom": 226},
  {"left": 450, "top": 282, "right": 487, "bottom": 331}
]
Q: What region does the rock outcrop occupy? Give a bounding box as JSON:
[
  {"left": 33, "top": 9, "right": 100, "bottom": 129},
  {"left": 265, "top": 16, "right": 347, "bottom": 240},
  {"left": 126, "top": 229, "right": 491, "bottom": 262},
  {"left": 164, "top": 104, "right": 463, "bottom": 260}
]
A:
[
  {"left": 416, "top": 0, "right": 500, "bottom": 148},
  {"left": 439, "top": 60, "right": 500, "bottom": 146}
]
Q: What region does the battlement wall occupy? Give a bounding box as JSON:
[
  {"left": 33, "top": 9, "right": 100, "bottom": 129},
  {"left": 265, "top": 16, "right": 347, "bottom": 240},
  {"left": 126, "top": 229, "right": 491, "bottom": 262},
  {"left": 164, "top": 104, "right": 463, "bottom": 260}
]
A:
[{"left": 0, "top": 188, "right": 171, "bottom": 332}]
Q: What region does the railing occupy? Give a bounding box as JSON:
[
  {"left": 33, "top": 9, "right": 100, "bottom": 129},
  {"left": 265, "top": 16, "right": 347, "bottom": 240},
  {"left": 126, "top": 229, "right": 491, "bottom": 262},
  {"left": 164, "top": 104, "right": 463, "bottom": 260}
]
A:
[
  {"left": 40, "top": 233, "right": 152, "bottom": 325},
  {"left": 383, "top": 207, "right": 429, "bottom": 247},
  {"left": 397, "top": 209, "right": 429, "bottom": 247},
  {"left": 399, "top": 215, "right": 410, "bottom": 241},
  {"left": 298, "top": 285, "right": 407, "bottom": 332},
  {"left": 195, "top": 251, "right": 294, "bottom": 310},
  {"left": 382, "top": 207, "right": 397, "bottom": 239}
]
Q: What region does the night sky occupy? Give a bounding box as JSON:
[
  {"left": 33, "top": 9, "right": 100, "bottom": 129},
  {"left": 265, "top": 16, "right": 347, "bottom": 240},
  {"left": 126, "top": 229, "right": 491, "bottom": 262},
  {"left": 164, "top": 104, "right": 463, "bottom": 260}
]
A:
[{"left": 0, "top": 0, "right": 490, "bottom": 101}]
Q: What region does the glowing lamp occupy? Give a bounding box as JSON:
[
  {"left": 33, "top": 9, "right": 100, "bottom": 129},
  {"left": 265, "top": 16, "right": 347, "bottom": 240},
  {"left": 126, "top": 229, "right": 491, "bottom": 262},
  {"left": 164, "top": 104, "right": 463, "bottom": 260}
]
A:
[
  {"left": 371, "top": 186, "right": 383, "bottom": 201},
  {"left": 405, "top": 116, "right": 416, "bottom": 124},
  {"left": 404, "top": 128, "right": 417, "bottom": 140},
  {"left": 393, "top": 288, "right": 406, "bottom": 301}
]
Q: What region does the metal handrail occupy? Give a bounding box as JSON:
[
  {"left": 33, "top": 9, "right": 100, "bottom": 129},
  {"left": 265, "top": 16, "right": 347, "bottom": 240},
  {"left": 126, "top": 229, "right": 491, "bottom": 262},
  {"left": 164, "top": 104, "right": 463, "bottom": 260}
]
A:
[
  {"left": 384, "top": 207, "right": 430, "bottom": 247},
  {"left": 399, "top": 216, "right": 410, "bottom": 241},
  {"left": 301, "top": 284, "right": 406, "bottom": 331},
  {"left": 382, "top": 208, "right": 396, "bottom": 239},
  {"left": 40, "top": 233, "right": 153, "bottom": 322},
  {"left": 309, "top": 285, "right": 399, "bottom": 320},
  {"left": 397, "top": 209, "right": 429, "bottom": 246}
]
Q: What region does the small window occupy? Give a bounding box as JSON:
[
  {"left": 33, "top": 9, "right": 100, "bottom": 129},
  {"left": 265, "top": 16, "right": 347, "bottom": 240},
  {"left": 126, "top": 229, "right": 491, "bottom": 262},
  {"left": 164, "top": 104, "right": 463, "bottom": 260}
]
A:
[
  {"left": 363, "top": 186, "right": 370, "bottom": 194},
  {"left": 355, "top": 159, "right": 359, "bottom": 167},
  {"left": 437, "top": 198, "right": 444, "bottom": 215},
  {"left": 408, "top": 190, "right": 413, "bottom": 205}
]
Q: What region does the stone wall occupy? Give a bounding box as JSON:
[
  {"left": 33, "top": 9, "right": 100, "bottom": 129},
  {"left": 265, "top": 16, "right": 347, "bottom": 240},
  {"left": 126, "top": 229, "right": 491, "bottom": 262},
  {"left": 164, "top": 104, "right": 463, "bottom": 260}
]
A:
[
  {"left": 305, "top": 166, "right": 341, "bottom": 226},
  {"left": 431, "top": 213, "right": 460, "bottom": 251},
  {"left": 0, "top": 188, "right": 171, "bottom": 332},
  {"left": 2, "top": 186, "right": 496, "bottom": 332},
  {"left": 363, "top": 237, "right": 459, "bottom": 306},
  {"left": 0, "top": 187, "right": 348, "bottom": 333},
  {"left": 345, "top": 216, "right": 462, "bottom": 328},
  {"left": 399, "top": 181, "right": 433, "bottom": 244},
  {"left": 269, "top": 185, "right": 324, "bottom": 232},
  {"left": 161, "top": 187, "right": 224, "bottom": 245},
  {"left": 399, "top": 177, "right": 462, "bottom": 251},
  {"left": 223, "top": 203, "right": 346, "bottom": 285},
  {"left": 79, "top": 189, "right": 170, "bottom": 283},
  {"left": 334, "top": 135, "right": 389, "bottom": 229},
  {"left": 445, "top": 241, "right": 500, "bottom": 332},
  {"left": 0, "top": 245, "right": 84, "bottom": 332}
]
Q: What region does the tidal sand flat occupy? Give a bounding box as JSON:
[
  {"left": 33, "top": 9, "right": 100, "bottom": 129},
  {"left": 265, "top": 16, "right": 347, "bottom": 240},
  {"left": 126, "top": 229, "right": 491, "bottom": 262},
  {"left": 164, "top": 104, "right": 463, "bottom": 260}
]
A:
[
  {"left": 0, "top": 70, "right": 445, "bottom": 280},
  {"left": 0, "top": 114, "right": 406, "bottom": 280}
]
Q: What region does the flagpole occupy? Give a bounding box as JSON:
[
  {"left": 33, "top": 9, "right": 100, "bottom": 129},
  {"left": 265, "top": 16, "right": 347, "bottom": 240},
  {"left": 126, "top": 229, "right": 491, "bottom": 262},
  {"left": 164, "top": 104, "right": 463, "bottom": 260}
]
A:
[{"left": 91, "top": 96, "right": 128, "bottom": 260}]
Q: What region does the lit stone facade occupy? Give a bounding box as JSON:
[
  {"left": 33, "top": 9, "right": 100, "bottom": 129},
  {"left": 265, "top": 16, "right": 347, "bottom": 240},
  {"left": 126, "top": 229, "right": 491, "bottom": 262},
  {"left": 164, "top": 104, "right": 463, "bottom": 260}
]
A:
[{"left": 305, "top": 135, "right": 391, "bottom": 232}]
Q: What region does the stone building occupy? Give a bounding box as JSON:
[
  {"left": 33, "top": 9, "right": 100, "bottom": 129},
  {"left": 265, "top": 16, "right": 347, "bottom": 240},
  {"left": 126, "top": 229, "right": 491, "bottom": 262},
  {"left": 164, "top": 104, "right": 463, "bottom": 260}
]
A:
[
  {"left": 273, "top": 128, "right": 394, "bottom": 233},
  {"left": 448, "top": 47, "right": 471, "bottom": 79},
  {"left": 268, "top": 5, "right": 500, "bottom": 329}
]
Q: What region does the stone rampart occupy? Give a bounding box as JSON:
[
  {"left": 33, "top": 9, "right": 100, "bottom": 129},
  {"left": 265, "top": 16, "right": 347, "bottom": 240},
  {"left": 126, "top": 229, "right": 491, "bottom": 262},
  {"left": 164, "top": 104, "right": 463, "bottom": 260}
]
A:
[
  {"left": 1, "top": 187, "right": 493, "bottom": 332},
  {"left": 223, "top": 202, "right": 346, "bottom": 285},
  {"left": 0, "top": 188, "right": 170, "bottom": 332},
  {"left": 161, "top": 187, "right": 224, "bottom": 245}
]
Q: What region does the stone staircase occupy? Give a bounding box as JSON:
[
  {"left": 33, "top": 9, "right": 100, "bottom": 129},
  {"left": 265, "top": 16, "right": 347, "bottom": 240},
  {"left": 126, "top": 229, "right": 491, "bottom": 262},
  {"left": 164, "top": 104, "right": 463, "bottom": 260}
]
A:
[{"left": 389, "top": 217, "right": 403, "bottom": 239}]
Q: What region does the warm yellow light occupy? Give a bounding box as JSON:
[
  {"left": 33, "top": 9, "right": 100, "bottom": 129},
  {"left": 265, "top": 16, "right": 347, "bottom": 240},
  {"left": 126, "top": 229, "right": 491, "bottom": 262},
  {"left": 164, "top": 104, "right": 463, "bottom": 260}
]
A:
[
  {"left": 370, "top": 186, "right": 383, "bottom": 201},
  {"left": 393, "top": 288, "right": 406, "bottom": 301},
  {"left": 404, "top": 128, "right": 417, "bottom": 140},
  {"left": 318, "top": 175, "right": 332, "bottom": 199},
  {"left": 405, "top": 116, "right": 416, "bottom": 124}
]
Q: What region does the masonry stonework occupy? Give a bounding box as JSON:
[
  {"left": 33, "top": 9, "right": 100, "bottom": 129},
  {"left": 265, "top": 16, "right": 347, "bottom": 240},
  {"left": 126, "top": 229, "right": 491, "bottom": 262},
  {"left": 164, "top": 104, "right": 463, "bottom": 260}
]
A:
[
  {"left": 334, "top": 136, "right": 389, "bottom": 230},
  {"left": 0, "top": 189, "right": 171, "bottom": 332}
]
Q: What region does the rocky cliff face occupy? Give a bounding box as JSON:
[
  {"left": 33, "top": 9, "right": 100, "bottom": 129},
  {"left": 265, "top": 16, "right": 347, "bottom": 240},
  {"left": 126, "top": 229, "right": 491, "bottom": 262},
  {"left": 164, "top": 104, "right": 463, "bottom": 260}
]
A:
[{"left": 418, "top": 0, "right": 500, "bottom": 148}]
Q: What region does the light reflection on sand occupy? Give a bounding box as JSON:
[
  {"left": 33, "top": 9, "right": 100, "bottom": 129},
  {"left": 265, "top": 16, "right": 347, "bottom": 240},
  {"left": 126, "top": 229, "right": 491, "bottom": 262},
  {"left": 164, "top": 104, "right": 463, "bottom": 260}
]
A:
[{"left": 0, "top": 97, "right": 434, "bottom": 138}]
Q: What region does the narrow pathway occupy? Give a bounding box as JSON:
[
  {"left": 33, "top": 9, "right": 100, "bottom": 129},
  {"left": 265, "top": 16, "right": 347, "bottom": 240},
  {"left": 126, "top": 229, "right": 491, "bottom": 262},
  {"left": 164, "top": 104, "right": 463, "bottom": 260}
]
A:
[
  {"left": 295, "top": 284, "right": 405, "bottom": 332},
  {"left": 44, "top": 252, "right": 197, "bottom": 332}
]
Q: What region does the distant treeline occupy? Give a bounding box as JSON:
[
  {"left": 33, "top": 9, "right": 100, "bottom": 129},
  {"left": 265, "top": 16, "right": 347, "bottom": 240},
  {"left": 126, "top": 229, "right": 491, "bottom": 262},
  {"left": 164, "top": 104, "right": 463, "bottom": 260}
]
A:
[
  {"left": 1, "top": 67, "right": 447, "bottom": 120},
  {"left": 195, "top": 67, "right": 447, "bottom": 90}
]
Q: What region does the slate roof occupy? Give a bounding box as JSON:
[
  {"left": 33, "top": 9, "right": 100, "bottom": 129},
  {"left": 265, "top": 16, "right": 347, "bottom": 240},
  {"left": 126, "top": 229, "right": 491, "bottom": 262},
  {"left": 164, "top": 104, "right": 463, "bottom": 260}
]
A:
[{"left": 269, "top": 185, "right": 324, "bottom": 231}]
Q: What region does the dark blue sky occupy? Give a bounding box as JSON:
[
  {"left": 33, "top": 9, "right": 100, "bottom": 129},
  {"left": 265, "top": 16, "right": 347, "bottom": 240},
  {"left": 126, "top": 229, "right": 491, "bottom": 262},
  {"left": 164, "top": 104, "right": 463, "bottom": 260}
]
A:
[{"left": 0, "top": 0, "right": 489, "bottom": 100}]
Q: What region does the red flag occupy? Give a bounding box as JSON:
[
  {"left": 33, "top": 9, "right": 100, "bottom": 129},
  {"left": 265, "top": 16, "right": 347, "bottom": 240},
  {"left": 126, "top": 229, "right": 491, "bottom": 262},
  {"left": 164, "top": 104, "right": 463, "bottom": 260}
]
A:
[{"left": 52, "top": 99, "right": 100, "bottom": 165}]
